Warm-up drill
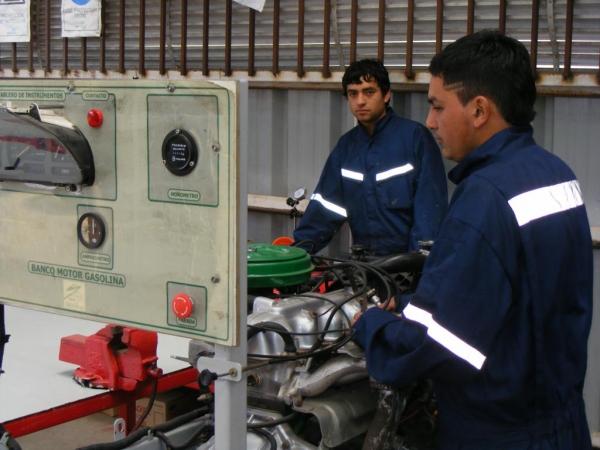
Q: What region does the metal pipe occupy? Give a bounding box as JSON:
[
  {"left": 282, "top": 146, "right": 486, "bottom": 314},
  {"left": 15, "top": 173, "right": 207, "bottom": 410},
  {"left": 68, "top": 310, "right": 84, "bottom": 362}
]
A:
[
  {"left": 499, "top": 0, "right": 507, "bottom": 32},
  {"left": 436, "top": 0, "right": 443, "bottom": 55},
  {"left": 45, "top": 0, "right": 51, "bottom": 73},
  {"left": 322, "top": 0, "right": 331, "bottom": 78},
  {"left": 81, "top": 38, "right": 87, "bottom": 72},
  {"left": 139, "top": 0, "right": 146, "bottom": 76},
  {"left": 248, "top": 8, "right": 256, "bottom": 76},
  {"left": 350, "top": 0, "right": 358, "bottom": 63},
  {"left": 598, "top": 52, "right": 600, "bottom": 85},
  {"left": 63, "top": 38, "right": 68, "bottom": 75},
  {"left": 159, "top": 0, "right": 166, "bottom": 75},
  {"left": 119, "top": 0, "right": 125, "bottom": 74},
  {"left": 563, "top": 0, "right": 574, "bottom": 80},
  {"left": 181, "top": 0, "right": 188, "bottom": 75},
  {"left": 272, "top": 0, "right": 280, "bottom": 75},
  {"left": 297, "top": 0, "right": 305, "bottom": 77},
  {"left": 331, "top": 0, "right": 345, "bottom": 69},
  {"left": 377, "top": 0, "right": 385, "bottom": 62},
  {"left": 405, "top": 0, "right": 415, "bottom": 79},
  {"left": 547, "top": 0, "right": 560, "bottom": 71},
  {"left": 28, "top": 39, "right": 33, "bottom": 73},
  {"left": 530, "top": 0, "right": 540, "bottom": 79},
  {"left": 11, "top": 43, "right": 17, "bottom": 73},
  {"left": 202, "top": 0, "right": 209, "bottom": 76},
  {"left": 100, "top": 0, "right": 106, "bottom": 73},
  {"left": 225, "top": 0, "right": 232, "bottom": 76},
  {"left": 467, "top": 0, "right": 475, "bottom": 35}
]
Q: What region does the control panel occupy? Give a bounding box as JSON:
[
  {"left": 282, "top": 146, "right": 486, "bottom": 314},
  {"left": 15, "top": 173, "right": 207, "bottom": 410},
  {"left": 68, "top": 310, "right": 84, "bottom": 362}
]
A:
[{"left": 0, "top": 80, "right": 242, "bottom": 345}]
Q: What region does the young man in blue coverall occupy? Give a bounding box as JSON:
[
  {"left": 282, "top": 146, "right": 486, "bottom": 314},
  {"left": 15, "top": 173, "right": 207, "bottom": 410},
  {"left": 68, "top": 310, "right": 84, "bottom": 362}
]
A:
[
  {"left": 292, "top": 59, "right": 448, "bottom": 256},
  {"left": 352, "top": 30, "right": 594, "bottom": 449}
]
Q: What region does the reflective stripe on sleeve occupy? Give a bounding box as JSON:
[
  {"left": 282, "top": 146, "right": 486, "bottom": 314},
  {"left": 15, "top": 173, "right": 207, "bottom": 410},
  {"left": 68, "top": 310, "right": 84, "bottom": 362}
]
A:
[
  {"left": 310, "top": 193, "right": 347, "bottom": 217},
  {"left": 508, "top": 180, "right": 584, "bottom": 226},
  {"left": 403, "top": 303, "right": 486, "bottom": 369},
  {"left": 376, "top": 164, "right": 414, "bottom": 181},
  {"left": 341, "top": 168, "right": 364, "bottom": 181}
]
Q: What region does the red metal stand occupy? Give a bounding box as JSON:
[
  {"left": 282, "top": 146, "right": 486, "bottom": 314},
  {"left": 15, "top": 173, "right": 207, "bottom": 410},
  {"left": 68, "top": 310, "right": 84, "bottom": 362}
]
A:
[{"left": 3, "top": 366, "right": 199, "bottom": 438}]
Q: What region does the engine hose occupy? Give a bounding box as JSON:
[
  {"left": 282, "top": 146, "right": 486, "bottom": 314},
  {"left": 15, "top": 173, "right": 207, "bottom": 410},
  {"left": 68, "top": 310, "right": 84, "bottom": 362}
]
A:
[
  {"left": 153, "top": 420, "right": 214, "bottom": 450},
  {"left": 249, "top": 427, "right": 277, "bottom": 450},
  {"left": 365, "top": 252, "right": 426, "bottom": 274},
  {"left": 362, "top": 381, "right": 407, "bottom": 450},
  {"left": 248, "top": 322, "right": 297, "bottom": 353},
  {"left": 75, "top": 407, "right": 210, "bottom": 450}
]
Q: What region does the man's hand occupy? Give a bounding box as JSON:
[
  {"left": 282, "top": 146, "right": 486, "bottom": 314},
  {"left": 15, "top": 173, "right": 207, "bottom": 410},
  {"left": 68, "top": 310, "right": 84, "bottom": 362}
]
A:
[{"left": 382, "top": 296, "right": 396, "bottom": 311}]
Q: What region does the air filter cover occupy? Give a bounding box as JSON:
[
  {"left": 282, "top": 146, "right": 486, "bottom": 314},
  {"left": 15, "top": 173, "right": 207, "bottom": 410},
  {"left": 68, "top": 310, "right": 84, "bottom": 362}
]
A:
[{"left": 247, "top": 244, "right": 314, "bottom": 288}]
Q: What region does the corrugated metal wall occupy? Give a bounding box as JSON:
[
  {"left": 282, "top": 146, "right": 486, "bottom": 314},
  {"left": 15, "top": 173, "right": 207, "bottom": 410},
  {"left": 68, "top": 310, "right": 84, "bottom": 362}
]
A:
[{"left": 2, "top": 0, "right": 599, "bottom": 85}]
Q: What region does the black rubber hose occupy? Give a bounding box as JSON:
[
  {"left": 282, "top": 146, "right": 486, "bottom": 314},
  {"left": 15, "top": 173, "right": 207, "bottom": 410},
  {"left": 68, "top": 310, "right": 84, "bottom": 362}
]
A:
[
  {"left": 248, "top": 321, "right": 297, "bottom": 353},
  {"left": 365, "top": 252, "right": 426, "bottom": 274},
  {"left": 249, "top": 427, "right": 277, "bottom": 450},
  {"left": 130, "top": 376, "right": 158, "bottom": 433},
  {"left": 153, "top": 420, "right": 213, "bottom": 450}
]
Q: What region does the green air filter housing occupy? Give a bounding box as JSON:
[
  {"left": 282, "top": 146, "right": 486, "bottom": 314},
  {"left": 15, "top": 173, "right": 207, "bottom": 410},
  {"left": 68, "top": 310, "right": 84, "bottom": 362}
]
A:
[{"left": 247, "top": 244, "right": 314, "bottom": 288}]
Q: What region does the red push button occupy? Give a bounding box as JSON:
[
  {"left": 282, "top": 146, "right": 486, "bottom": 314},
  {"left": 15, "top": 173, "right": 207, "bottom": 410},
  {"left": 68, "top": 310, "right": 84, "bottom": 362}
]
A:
[
  {"left": 171, "top": 293, "right": 194, "bottom": 319},
  {"left": 87, "top": 109, "right": 104, "bottom": 127}
]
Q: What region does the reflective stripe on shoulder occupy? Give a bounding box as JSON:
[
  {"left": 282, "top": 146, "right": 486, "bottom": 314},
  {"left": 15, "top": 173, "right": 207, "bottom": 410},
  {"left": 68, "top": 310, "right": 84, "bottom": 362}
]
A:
[
  {"left": 508, "top": 180, "right": 584, "bottom": 226},
  {"left": 403, "top": 303, "right": 486, "bottom": 369},
  {"left": 376, "top": 164, "right": 414, "bottom": 181},
  {"left": 341, "top": 168, "right": 364, "bottom": 181},
  {"left": 310, "top": 193, "right": 347, "bottom": 217}
]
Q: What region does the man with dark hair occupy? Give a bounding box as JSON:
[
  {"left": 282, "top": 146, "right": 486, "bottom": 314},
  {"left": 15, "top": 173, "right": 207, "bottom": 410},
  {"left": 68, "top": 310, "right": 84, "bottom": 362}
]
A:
[
  {"left": 352, "top": 30, "right": 593, "bottom": 448},
  {"left": 293, "top": 59, "right": 448, "bottom": 256}
]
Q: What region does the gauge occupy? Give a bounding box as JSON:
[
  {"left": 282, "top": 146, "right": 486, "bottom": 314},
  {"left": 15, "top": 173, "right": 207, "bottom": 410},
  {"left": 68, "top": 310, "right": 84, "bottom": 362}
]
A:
[
  {"left": 77, "top": 212, "right": 106, "bottom": 249},
  {"left": 162, "top": 129, "right": 198, "bottom": 176},
  {"left": 293, "top": 187, "right": 307, "bottom": 201}
]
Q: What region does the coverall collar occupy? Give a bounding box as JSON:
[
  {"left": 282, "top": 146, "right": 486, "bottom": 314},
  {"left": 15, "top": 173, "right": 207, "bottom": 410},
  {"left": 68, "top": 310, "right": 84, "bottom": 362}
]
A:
[
  {"left": 358, "top": 106, "right": 396, "bottom": 137},
  {"left": 448, "top": 124, "right": 535, "bottom": 185}
]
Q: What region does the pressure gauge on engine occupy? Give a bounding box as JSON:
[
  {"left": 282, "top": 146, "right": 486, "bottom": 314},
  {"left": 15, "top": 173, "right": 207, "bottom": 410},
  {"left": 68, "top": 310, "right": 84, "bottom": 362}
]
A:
[{"left": 77, "top": 212, "right": 106, "bottom": 249}]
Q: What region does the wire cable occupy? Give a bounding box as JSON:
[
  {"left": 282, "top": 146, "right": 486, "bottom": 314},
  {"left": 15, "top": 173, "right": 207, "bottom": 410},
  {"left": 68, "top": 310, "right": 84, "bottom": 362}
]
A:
[{"left": 130, "top": 375, "right": 158, "bottom": 433}]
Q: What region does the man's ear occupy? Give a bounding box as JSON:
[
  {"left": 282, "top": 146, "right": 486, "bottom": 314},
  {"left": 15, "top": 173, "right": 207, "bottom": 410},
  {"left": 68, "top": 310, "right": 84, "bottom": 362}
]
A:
[
  {"left": 470, "top": 96, "right": 491, "bottom": 128},
  {"left": 384, "top": 89, "right": 392, "bottom": 104}
]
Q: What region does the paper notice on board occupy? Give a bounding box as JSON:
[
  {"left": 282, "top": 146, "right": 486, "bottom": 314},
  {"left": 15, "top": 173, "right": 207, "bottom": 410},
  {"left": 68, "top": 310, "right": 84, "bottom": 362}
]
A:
[
  {"left": 0, "top": 0, "right": 30, "bottom": 43},
  {"left": 61, "top": 0, "right": 101, "bottom": 38},
  {"left": 233, "top": 0, "right": 266, "bottom": 13}
]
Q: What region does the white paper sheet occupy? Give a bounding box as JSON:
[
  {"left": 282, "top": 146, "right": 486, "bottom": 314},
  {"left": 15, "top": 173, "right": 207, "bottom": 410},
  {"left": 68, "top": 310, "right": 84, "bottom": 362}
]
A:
[
  {"left": 61, "top": 0, "right": 101, "bottom": 38},
  {"left": 233, "top": 0, "right": 266, "bottom": 13},
  {"left": 0, "top": 0, "right": 30, "bottom": 43}
]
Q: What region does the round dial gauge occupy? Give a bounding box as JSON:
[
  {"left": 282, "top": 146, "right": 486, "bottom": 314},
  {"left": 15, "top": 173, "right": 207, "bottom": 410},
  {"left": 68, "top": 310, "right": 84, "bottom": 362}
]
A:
[
  {"left": 162, "top": 129, "right": 198, "bottom": 176},
  {"left": 293, "top": 187, "right": 307, "bottom": 201},
  {"left": 77, "top": 213, "right": 106, "bottom": 249}
]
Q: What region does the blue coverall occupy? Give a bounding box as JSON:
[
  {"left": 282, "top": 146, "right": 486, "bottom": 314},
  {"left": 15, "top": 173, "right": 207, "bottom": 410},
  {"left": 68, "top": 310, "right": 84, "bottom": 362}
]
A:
[
  {"left": 353, "top": 125, "right": 593, "bottom": 449},
  {"left": 293, "top": 107, "right": 448, "bottom": 256}
]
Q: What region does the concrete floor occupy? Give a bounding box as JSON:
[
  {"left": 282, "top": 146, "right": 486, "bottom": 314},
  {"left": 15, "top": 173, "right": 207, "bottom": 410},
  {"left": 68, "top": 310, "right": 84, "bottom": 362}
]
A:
[{"left": 12, "top": 412, "right": 116, "bottom": 450}]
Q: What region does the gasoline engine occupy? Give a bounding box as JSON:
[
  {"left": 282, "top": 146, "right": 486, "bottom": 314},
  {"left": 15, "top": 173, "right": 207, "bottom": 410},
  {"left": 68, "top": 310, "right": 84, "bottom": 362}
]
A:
[{"left": 68, "top": 243, "right": 436, "bottom": 450}]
